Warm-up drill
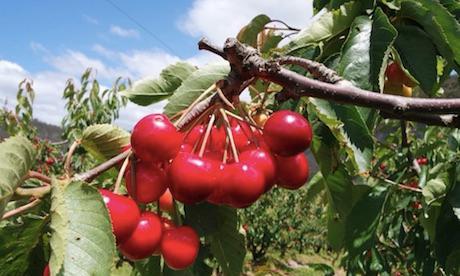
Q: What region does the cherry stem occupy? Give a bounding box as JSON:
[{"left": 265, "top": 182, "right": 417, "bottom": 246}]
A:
[
  {"left": 219, "top": 108, "right": 239, "bottom": 163},
  {"left": 174, "top": 83, "right": 216, "bottom": 128},
  {"left": 130, "top": 155, "right": 137, "bottom": 201},
  {"left": 381, "top": 178, "right": 422, "bottom": 193},
  {"left": 216, "top": 87, "right": 235, "bottom": 109},
  {"left": 222, "top": 136, "right": 229, "bottom": 164},
  {"left": 223, "top": 109, "right": 263, "bottom": 130},
  {"left": 26, "top": 170, "right": 51, "bottom": 185},
  {"left": 1, "top": 198, "right": 41, "bottom": 220},
  {"left": 113, "top": 150, "right": 132, "bottom": 194},
  {"left": 64, "top": 139, "right": 81, "bottom": 176},
  {"left": 199, "top": 114, "right": 216, "bottom": 158}
]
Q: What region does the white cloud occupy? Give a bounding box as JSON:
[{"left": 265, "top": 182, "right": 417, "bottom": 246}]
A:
[
  {"left": 83, "top": 14, "right": 99, "bottom": 25},
  {"left": 178, "top": 0, "right": 313, "bottom": 44},
  {"left": 110, "top": 25, "right": 140, "bottom": 38}
]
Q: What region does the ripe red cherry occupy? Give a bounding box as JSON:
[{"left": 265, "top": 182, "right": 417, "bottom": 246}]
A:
[
  {"left": 385, "top": 62, "right": 405, "bottom": 84},
  {"left": 161, "top": 226, "right": 200, "bottom": 270},
  {"left": 43, "top": 264, "right": 50, "bottom": 276},
  {"left": 169, "top": 152, "right": 219, "bottom": 204},
  {"left": 118, "top": 212, "right": 163, "bottom": 260},
  {"left": 153, "top": 217, "right": 177, "bottom": 256},
  {"left": 240, "top": 148, "right": 276, "bottom": 191},
  {"left": 99, "top": 189, "right": 140, "bottom": 243},
  {"left": 159, "top": 189, "right": 174, "bottom": 213},
  {"left": 263, "top": 110, "right": 312, "bottom": 156},
  {"left": 222, "top": 163, "right": 266, "bottom": 208},
  {"left": 183, "top": 124, "right": 205, "bottom": 146},
  {"left": 125, "top": 161, "right": 167, "bottom": 204},
  {"left": 275, "top": 153, "right": 309, "bottom": 189},
  {"left": 131, "top": 114, "right": 182, "bottom": 162},
  {"left": 229, "top": 119, "right": 252, "bottom": 149},
  {"left": 45, "top": 157, "right": 55, "bottom": 165},
  {"left": 209, "top": 125, "right": 226, "bottom": 152}
]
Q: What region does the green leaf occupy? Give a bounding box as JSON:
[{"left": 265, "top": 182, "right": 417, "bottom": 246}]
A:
[
  {"left": 435, "top": 201, "right": 460, "bottom": 273},
  {"left": 164, "top": 63, "right": 230, "bottom": 117},
  {"left": 185, "top": 203, "right": 245, "bottom": 276},
  {"left": 345, "top": 185, "right": 388, "bottom": 259},
  {"left": 308, "top": 98, "right": 374, "bottom": 175},
  {"left": 260, "top": 33, "right": 283, "bottom": 54},
  {"left": 49, "top": 179, "right": 116, "bottom": 276},
  {"left": 394, "top": 24, "right": 438, "bottom": 94},
  {"left": 0, "top": 136, "right": 36, "bottom": 217},
  {"left": 284, "top": 1, "right": 365, "bottom": 53},
  {"left": 423, "top": 178, "right": 447, "bottom": 206},
  {"left": 370, "top": 8, "right": 398, "bottom": 92},
  {"left": 134, "top": 256, "right": 161, "bottom": 276},
  {"left": 439, "top": 0, "right": 460, "bottom": 22},
  {"left": 122, "top": 62, "right": 197, "bottom": 106},
  {"left": 400, "top": 0, "right": 460, "bottom": 68},
  {"left": 0, "top": 216, "right": 47, "bottom": 275},
  {"left": 237, "top": 14, "right": 271, "bottom": 47},
  {"left": 448, "top": 180, "right": 460, "bottom": 221},
  {"left": 81, "top": 124, "right": 130, "bottom": 161}
]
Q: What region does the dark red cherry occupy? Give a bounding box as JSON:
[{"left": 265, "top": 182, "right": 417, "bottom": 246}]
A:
[
  {"left": 99, "top": 189, "right": 140, "bottom": 243},
  {"left": 161, "top": 226, "right": 200, "bottom": 270},
  {"left": 229, "top": 119, "right": 252, "bottom": 149},
  {"left": 169, "top": 153, "right": 219, "bottom": 204},
  {"left": 240, "top": 148, "right": 276, "bottom": 191},
  {"left": 131, "top": 114, "right": 182, "bottom": 162},
  {"left": 183, "top": 124, "right": 205, "bottom": 146},
  {"left": 118, "top": 212, "right": 163, "bottom": 260},
  {"left": 159, "top": 189, "right": 174, "bottom": 213},
  {"left": 263, "top": 110, "right": 312, "bottom": 156},
  {"left": 223, "top": 163, "right": 266, "bottom": 208},
  {"left": 275, "top": 153, "right": 309, "bottom": 189},
  {"left": 125, "top": 161, "right": 167, "bottom": 204},
  {"left": 43, "top": 264, "right": 50, "bottom": 276}
]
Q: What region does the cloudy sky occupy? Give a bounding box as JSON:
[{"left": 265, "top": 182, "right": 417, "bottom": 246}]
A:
[{"left": 0, "top": 0, "right": 313, "bottom": 129}]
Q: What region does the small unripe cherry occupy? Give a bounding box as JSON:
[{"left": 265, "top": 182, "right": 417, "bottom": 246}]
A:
[
  {"left": 252, "top": 111, "right": 269, "bottom": 127},
  {"left": 118, "top": 212, "right": 163, "bottom": 260},
  {"left": 159, "top": 189, "right": 174, "bottom": 213},
  {"left": 276, "top": 153, "right": 309, "bottom": 190},
  {"left": 131, "top": 114, "right": 182, "bottom": 162},
  {"left": 99, "top": 189, "right": 140, "bottom": 243},
  {"left": 161, "top": 226, "right": 200, "bottom": 270},
  {"left": 125, "top": 161, "right": 167, "bottom": 204},
  {"left": 263, "top": 110, "right": 312, "bottom": 156}
]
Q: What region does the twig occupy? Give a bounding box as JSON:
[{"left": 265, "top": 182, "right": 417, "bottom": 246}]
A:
[
  {"left": 381, "top": 178, "right": 422, "bottom": 193},
  {"left": 15, "top": 186, "right": 51, "bottom": 198},
  {"left": 74, "top": 150, "right": 131, "bottom": 183},
  {"left": 64, "top": 140, "right": 81, "bottom": 176},
  {"left": 113, "top": 150, "right": 132, "bottom": 194},
  {"left": 175, "top": 83, "right": 216, "bottom": 128},
  {"left": 224, "top": 110, "right": 262, "bottom": 130},
  {"left": 216, "top": 87, "right": 235, "bottom": 109},
  {"left": 26, "top": 171, "right": 51, "bottom": 184},
  {"left": 219, "top": 108, "right": 239, "bottom": 162},
  {"left": 2, "top": 198, "right": 41, "bottom": 220},
  {"left": 400, "top": 121, "right": 421, "bottom": 175},
  {"left": 269, "top": 19, "right": 301, "bottom": 32}
]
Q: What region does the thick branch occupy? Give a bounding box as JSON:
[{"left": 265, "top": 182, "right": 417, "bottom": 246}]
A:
[{"left": 74, "top": 150, "right": 131, "bottom": 183}]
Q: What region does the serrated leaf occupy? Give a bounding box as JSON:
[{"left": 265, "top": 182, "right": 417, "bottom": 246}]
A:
[
  {"left": 400, "top": 0, "right": 460, "bottom": 68},
  {"left": 440, "top": 0, "right": 460, "bottom": 22},
  {"left": 370, "top": 8, "right": 398, "bottom": 92},
  {"left": 394, "top": 24, "right": 438, "bottom": 94},
  {"left": 237, "top": 14, "right": 271, "bottom": 47},
  {"left": 423, "top": 178, "right": 447, "bottom": 206},
  {"left": 0, "top": 136, "right": 36, "bottom": 217},
  {"left": 284, "top": 1, "right": 365, "bottom": 53},
  {"left": 164, "top": 63, "right": 230, "bottom": 117},
  {"left": 122, "top": 62, "right": 197, "bottom": 106},
  {"left": 308, "top": 98, "right": 374, "bottom": 175},
  {"left": 185, "top": 203, "right": 245, "bottom": 276},
  {"left": 49, "top": 179, "right": 116, "bottom": 276},
  {"left": 0, "top": 216, "right": 47, "bottom": 275},
  {"left": 81, "top": 124, "right": 130, "bottom": 161}
]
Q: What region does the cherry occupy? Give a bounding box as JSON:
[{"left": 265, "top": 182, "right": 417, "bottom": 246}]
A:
[
  {"left": 45, "top": 157, "right": 55, "bottom": 165},
  {"left": 125, "top": 161, "right": 167, "bottom": 204},
  {"left": 252, "top": 111, "right": 269, "bottom": 127},
  {"left": 222, "top": 163, "right": 266, "bottom": 208},
  {"left": 240, "top": 148, "right": 276, "bottom": 191},
  {"left": 169, "top": 152, "right": 219, "bottom": 204},
  {"left": 229, "top": 119, "right": 252, "bottom": 149},
  {"left": 159, "top": 189, "right": 174, "bottom": 213},
  {"left": 385, "top": 62, "right": 405, "bottom": 84},
  {"left": 161, "top": 217, "right": 176, "bottom": 232},
  {"left": 275, "top": 153, "right": 309, "bottom": 190},
  {"left": 118, "top": 212, "right": 163, "bottom": 260},
  {"left": 131, "top": 114, "right": 182, "bottom": 162},
  {"left": 416, "top": 157, "right": 428, "bottom": 165},
  {"left": 209, "top": 125, "right": 226, "bottom": 152},
  {"left": 43, "top": 264, "right": 50, "bottom": 276},
  {"left": 161, "top": 226, "right": 200, "bottom": 270},
  {"left": 183, "top": 124, "right": 205, "bottom": 146},
  {"left": 99, "top": 189, "right": 140, "bottom": 243},
  {"left": 263, "top": 110, "right": 312, "bottom": 156}
]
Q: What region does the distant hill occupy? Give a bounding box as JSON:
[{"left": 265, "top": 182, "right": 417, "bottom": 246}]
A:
[{"left": 0, "top": 119, "right": 62, "bottom": 141}]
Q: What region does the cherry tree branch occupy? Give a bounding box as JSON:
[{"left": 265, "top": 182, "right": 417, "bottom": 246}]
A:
[
  {"left": 74, "top": 150, "right": 131, "bottom": 183},
  {"left": 26, "top": 170, "right": 51, "bottom": 184},
  {"left": 2, "top": 198, "right": 41, "bottom": 220}
]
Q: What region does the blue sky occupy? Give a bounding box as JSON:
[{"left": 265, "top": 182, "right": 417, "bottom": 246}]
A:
[{"left": 0, "top": 0, "right": 313, "bottom": 128}]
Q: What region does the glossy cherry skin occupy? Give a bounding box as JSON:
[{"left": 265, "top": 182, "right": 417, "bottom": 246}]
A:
[
  {"left": 161, "top": 226, "right": 200, "bottom": 270},
  {"left": 240, "top": 148, "right": 276, "bottom": 191},
  {"left": 131, "top": 114, "right": 182, "bottom": 162},
  {"left": 183, "top": 124, "right": 205, "bottom": 146},
  {"left": 229, "top": 119, "right": 252, "bottom": 149},
  {"left": 99, "top": 189, "right": 140, "bottom": 243},
  {"left": 153, "top": 217, "right": 177, "bottom": 256},
  {"left": 275, "top": 153, "right": 309, "bottom": 190},
  {"left": 118, "top": 212, "right": 163, "bottom": 260},
  {"left": 385, "top": 62, "right": 405, "bottom": 84},
  {"left": 43, "top": 264, "right": 50, "bottom": 276},
  {"left": 263, "top": 110, "right": 312, "bottom": 156},
  {"left": 222, "top": 163, "right": 266, "bottom": 208},
  {"left": 125, "top": 161, "right": 167, "bottom": 204},
  {"left": 169, "top": 152, "right": 219, "bottom": 204},
  {"left": 159, "top": 189, "right": 174, "bottom": 213}
]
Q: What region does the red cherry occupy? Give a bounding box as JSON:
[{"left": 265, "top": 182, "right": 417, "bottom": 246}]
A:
[
  {"left": 45, "top": 157, "right": 55, "bottom": 165},
  {"left": 161, "top": 226, "right": 200, "bottom": 270},
  {"left": 43, "top": 264, "right": 50, "bottom": 276},
  {"left": 207, "top": 164, "right": 227, "bottom": 205},
  {"left": 209, "top": 125, "right": 226, "bottom": 152},
  {"left": 240, "top": 148, "right": 276, "bottom": 191},
  {"left": 161, "top": 217, "right": 176, "bottom": 232},
  {"left": 99, "top": 189, "right": 140, "bottom": 243},
  {"left": 223, "top": 163, "right": 266, "bottom": 208},
  {"left": 276, "top": 153, "right": 309, "bottom": 190},
  {"left": 125, "top": 161, "right": 167, "bottom": 204},
  {"left": 131, "top": 114, "right": 182, "bottom": 162},
  {"left": 118, "top": 212, "right": 163, "bottom": 260},
  {"left": 385, "top": 62, "right": 405, "bottom": 84},
  {"left": 183, "top": 124, "right": 205, "bottom": 146},
  {"left": 263, "top": 110, "right": 312, "bottom": 156},
  {"left": 416, "top": 157, "right": 428, "bottom": 165},
  {"left": 229, "top": 119, "right": 252, "bottom": 149},
  {"left": 169, "top": 152, "right": 219, "bottom": 204},
  {"left": 159, "top": 189, "right": 174, "bottom": 213}
]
